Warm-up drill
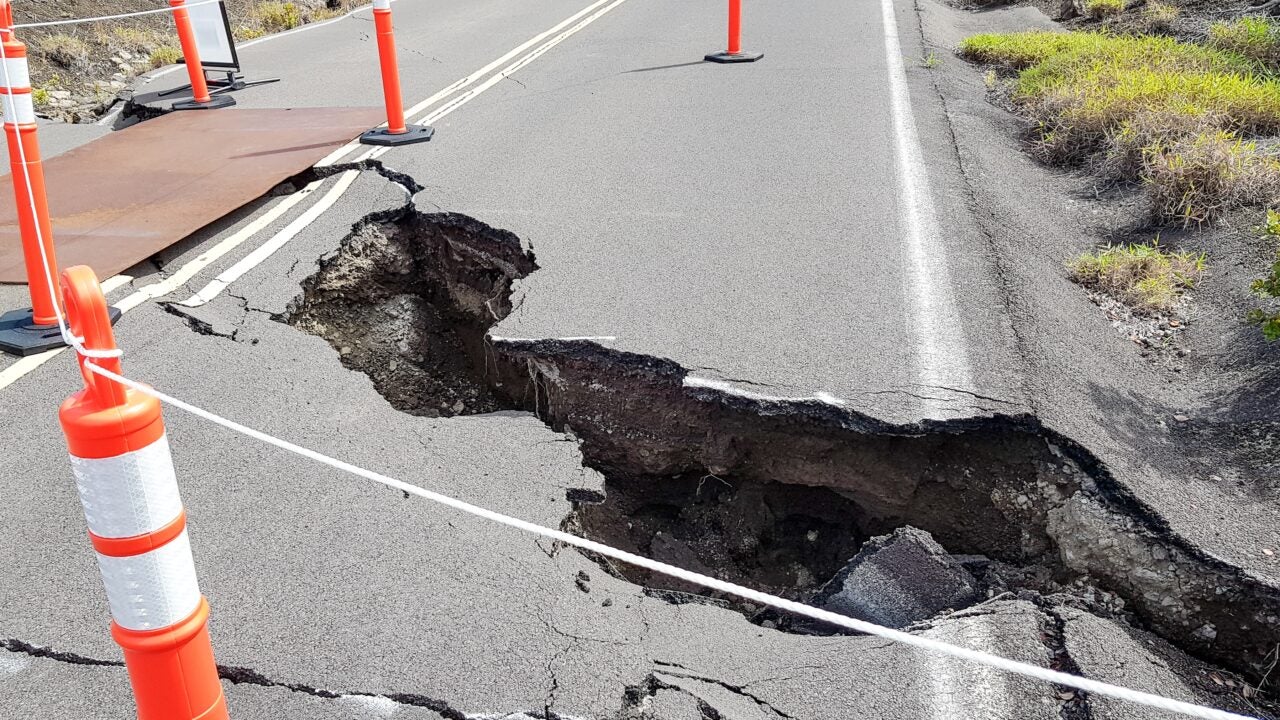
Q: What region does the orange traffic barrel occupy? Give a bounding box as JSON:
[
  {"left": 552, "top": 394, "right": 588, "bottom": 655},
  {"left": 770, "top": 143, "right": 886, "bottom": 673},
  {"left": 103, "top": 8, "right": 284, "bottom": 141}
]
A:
[{"left": 57, "top": 265, "right": 229, "bottom": 720}]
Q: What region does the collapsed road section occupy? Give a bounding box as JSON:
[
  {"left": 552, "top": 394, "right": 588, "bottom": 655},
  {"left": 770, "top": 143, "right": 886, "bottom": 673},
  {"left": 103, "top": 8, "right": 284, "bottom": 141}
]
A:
[{"left": 286, "top": 201, "right": 1280, "bottom": 692}]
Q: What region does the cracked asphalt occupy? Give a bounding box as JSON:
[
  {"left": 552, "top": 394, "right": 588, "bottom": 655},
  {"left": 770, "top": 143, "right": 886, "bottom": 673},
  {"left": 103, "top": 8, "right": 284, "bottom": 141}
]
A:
[{"left": 0, "top": 0, "right": 1274, "bottom": 717}]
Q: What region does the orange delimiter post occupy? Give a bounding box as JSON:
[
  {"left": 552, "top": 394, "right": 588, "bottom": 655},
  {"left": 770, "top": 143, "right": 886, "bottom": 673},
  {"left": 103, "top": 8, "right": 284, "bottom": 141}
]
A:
[
  {"left": 168, "top": 0, "right": 213, "bottom": 103},
  {"left": 728, "top": 0, "right": 742, "bottom": 55},
  {"left": 373, "top": 0, "right": 407, "bottom": 135},
  {"left": 1, "top": 31, "right": 62, "bottom": 325},
  {"left": 705, "top": 0, "right": 762, "bottom": 64},
  {"left": 359, "top": 0, "right": 433, "bottom": 146}
]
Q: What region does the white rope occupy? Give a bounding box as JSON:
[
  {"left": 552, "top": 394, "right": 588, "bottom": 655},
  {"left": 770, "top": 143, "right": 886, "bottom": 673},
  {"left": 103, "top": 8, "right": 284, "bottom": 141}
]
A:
[
  {"left": 12, "top": 0, "right": 226, "bottom": 30},
  {"left": 74, "top": 361, "right": 1256, "bottom": 720}
]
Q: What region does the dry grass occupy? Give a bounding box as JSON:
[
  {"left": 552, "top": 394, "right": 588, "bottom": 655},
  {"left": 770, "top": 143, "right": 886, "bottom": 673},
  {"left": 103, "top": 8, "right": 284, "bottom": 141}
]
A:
[
  {"left": 253, "top": 2, "right": 303, "bottom": 33},
  {"left": 34, "top": 34, "right": 92, "bottom": 72},
  {"left": 1085, "top": 0, "right": 1124, "bottom": 19},
  {"left": 1145, "top": 131, "right": 1280, "bottom": 225},
  {"left": 1069, "top": 241, "right": 1206, "bottom": 312},
  {"left": 1209, "top": 17, "right": 1280, "bottom": 66},
  {"left": 1135, "top": 1, "right": 1180, "bottom": 34},
  {"left": 103, "top": 26, "right": 165, "bottom": 54},
  {"left": 959, "top": 30, "right": 1280, "bottom": 223},
  {"left": 234, "top": 1, "right": 362, "bottom": 41}
]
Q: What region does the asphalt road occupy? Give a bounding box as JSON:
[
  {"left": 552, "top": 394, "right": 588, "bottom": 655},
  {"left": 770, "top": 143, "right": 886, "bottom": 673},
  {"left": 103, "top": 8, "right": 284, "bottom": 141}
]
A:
[{"left": 0, "top": 0, "right": 1267, "bottom": 718}]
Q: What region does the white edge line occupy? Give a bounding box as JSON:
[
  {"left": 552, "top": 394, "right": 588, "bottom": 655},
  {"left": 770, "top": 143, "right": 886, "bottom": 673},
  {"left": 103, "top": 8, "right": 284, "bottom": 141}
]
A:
[
  {"left": 114, "top": 182, "right": 321, "bottom": 312},
  {"left": 878, "top": 0, "right": 973, "bottom": 397},
  {"left": 0, "top": 349, "right": 63, "bottom": 390}
]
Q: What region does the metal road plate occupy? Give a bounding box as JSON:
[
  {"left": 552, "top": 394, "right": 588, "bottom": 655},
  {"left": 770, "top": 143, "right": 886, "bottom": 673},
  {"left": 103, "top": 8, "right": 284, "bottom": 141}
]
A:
[{"left": 0, "top": 107, "right": 384, "bottom": 283}]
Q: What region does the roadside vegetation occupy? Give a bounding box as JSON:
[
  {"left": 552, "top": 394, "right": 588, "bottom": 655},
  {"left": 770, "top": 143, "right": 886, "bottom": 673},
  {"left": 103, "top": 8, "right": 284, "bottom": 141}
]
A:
[
  {"left": 1250, "top": 210, "right": 1280, "bottom": 339},
  {"left": 1134, "top": 1, "right": 1179, "bottom": 34},
  {"left": 1069, "top": 241, "right": 1205, "bottom": 313},
  {"left": 959, "top": 29, "right": 1280, "bottom": 224},
  {"left": 960, "top": 17, "right": 1280, "bottom": 334},
  {"left": 233, "top": 1, "right": 351, "bottom": 41},
  {"left": 1085, "top": 0, "right": 1124, "bottom": 20}
]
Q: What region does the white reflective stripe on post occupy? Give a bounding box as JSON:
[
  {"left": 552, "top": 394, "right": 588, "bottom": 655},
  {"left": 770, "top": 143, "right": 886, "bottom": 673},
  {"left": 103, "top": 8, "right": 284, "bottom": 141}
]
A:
[
  {"left": 0, "top": 91, "right": 33, "bottom": 124},
  {"left": 69, "top": 435, "right": 183, "bottom": 539},
  {"left": 95, "top": 529, "right": 202, "bottom": 631},
  {"left": 0, "top": 56, "right": 28, "bottom": 90},
  {"left": 373, "top": 0, "right": 391, "bottom": 9}
]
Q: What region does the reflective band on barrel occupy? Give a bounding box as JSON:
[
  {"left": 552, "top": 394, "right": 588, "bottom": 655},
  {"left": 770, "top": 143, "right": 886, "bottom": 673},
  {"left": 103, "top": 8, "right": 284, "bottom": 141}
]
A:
[
  {"left": 69, "top": 434, "right": 183, "bottom": 539},
  {"left": 0, "top": 91, "right": 32, "bottom": 124},
  {"left": 373, "top": 0, "right": 391, "bottom": 9},
  {"left": 96, "top": 529, "right": 201, "bottom": 631},
  {"left": 0, "top": 56, "right": 28, "bottom": 90}
]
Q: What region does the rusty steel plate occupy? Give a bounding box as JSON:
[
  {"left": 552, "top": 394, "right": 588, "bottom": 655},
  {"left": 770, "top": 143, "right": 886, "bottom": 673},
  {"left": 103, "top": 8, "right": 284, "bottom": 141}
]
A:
[{"left": 0, "top": 107, "right": 384, "bottom": 283}]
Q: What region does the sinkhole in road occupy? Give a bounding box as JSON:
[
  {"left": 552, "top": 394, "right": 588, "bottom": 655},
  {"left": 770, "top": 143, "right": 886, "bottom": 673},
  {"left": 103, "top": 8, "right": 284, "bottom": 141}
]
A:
[
  {"left": 288, "top": 206, "right": 1280, "bottom": 680},
  {"left": 290, "top": 211, "right": 534, "bottom": 417},
  {"left": 574, "top": 471, "right": 872, "bottom": 607}
]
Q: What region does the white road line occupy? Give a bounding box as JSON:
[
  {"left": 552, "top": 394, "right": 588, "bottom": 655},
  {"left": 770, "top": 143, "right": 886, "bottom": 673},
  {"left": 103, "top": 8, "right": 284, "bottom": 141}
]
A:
[
  {"left": 684, "top": 376, "right": 849, "bottom": 408},
  {"left": 0, "top": 350, "right": 62, "bottom": 390},
  {"left": 97, "top": 1, "right": 393, "bottom": 127},
  {"left": 879, "top": 0, "right": 974, "bottom": 407},
  {"left": 177, "top": 0, "right": 634, "bottom": 309},
  {"left": 272, "top": 0, "right": 630, "bottom": 182},
  {"left": 491, "top": 335, "right": 618, "bottom": 342}
]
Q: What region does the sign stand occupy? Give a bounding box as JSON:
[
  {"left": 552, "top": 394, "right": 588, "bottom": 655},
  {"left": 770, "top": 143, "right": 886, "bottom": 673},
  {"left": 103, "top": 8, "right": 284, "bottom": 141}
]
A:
[
  {"left": 160, "top": 1, "right": 278, "bottom": 99},
  {"left": 206, "top": 69, "right": 278, "bottom": 95}
]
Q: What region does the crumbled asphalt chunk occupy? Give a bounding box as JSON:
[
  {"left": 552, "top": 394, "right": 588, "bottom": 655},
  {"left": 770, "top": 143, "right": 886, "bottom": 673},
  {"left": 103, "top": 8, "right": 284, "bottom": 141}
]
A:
[{"left": 806, "top": 527, "right": 980, "bottom": 631}]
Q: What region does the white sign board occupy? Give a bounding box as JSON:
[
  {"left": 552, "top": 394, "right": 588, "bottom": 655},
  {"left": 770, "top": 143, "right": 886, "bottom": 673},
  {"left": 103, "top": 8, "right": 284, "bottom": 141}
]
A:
[{"left": 187, "top": 1, "right": 238, "bottom": 70}]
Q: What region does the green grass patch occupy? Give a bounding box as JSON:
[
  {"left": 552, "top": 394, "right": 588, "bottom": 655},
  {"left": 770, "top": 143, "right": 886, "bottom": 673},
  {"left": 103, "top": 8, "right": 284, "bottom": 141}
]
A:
[
  {"left": 1085, "top": 0, "right": 1124, "bottom": 19},
  {"left": 958, "top": 30, "right": 1280, "bottom": 223},
  {"left": 148, "top": 45, "right": 181, "bottom": 69},
  {"left": 1249, "top": 209, "right": 1280, "bottom": 339},
  {"left": 1209, "top": 17, "right": 1280, "bottom": 66},
  {"left": 254, "top": 2, "right": 303, "bottom": 33},
  {"left": 1069, "top": 240, "right": 1206, "bottom": 313}
]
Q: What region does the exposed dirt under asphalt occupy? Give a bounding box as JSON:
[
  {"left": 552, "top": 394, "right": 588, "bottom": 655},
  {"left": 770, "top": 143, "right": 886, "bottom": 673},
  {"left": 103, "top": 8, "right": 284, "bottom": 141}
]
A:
[{"left": 285, "top": 189, "right": 1280, "bottom": 713}]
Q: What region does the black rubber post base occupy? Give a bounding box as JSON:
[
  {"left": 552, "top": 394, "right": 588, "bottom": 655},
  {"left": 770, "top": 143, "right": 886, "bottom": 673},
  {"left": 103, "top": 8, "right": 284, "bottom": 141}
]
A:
[
  {"left": 705, "top": 51, "right": 764, "bottom": 63},
  {"left": 172, "top": 93, "right": 237, "bottom": 111},
  {"left": 0, "top": 305, "right": 122, "bottom": 356},
  {"left": 360, "top": 125, "right": 435, "bottom": 146}
]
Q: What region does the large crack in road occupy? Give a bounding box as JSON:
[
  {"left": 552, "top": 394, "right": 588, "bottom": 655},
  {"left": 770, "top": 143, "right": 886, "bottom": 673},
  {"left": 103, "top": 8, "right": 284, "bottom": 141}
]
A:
[{"left": 282, "top": 197, "right": 1280, "bottom": 697}]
